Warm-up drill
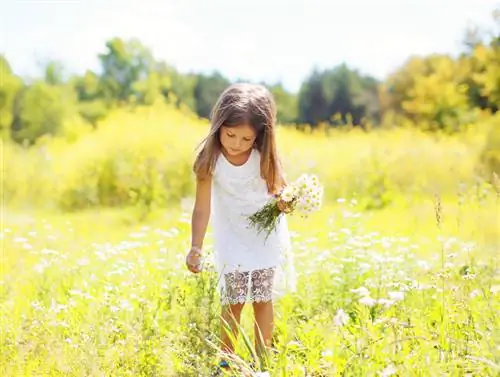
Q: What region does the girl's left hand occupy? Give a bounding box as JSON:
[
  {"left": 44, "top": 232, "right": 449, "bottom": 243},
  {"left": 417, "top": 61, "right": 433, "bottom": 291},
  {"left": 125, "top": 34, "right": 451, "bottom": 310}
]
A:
[{"left": 276, "top": 198, "right": 293, "bottom": 214}]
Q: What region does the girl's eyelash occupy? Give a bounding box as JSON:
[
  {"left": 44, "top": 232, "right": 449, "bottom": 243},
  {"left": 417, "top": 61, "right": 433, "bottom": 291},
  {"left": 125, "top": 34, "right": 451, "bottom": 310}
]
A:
[{"left": 226, "top": 132, "right": 251, "bottom": 141}]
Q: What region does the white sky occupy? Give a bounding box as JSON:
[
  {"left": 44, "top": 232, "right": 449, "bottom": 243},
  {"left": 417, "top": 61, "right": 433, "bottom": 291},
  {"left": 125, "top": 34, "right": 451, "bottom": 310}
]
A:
[{"left": 1, "top": 0, "right": 497, "bottom": 92}]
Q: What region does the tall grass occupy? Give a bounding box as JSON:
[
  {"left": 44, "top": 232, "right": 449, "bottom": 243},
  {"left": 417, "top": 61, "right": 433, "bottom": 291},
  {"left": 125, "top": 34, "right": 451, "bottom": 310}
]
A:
[
  {"left": 1, "top": 202, "right": 499, "bottom": 376},
  {"left": 3, "top": 101, "right": 497, "bottom": 212},
  {"left": 2, "top": 102, "right": 499, "bottom": 376}
]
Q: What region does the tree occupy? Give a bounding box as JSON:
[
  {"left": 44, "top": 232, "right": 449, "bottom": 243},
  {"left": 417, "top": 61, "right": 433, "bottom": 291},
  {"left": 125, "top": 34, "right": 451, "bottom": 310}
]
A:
[
  {"left": 0, "top": 55, "right": 23, "bottom": 140},
  {"left": 459, "top": 7, "right": 500, "bottom": 113},
  {"left": 98, "top": 38, "right": 155, "bottom": 104},
  {"left": 298, "top": 69, "right": 329, "bottom": 125},
  {"left": 43, "top": 60, "right": 65, "bottom": 85},
  {"left": 298, "top": 64, "right": 380, "bottom": 126},
  {"left": 269, "top": 83, "right": 298, "bottom": 124},
  {"left": 381, "top": 55, "right": 471, "bottom": 131},
  {"left": 11, "top": 81, "right": 77, "bottom": 144},
  {"left": 194, "top": 72, "right": 230, "bottom": 119},
  {"left": 169, "top": 71, "right": 197, "bottom": 112}
]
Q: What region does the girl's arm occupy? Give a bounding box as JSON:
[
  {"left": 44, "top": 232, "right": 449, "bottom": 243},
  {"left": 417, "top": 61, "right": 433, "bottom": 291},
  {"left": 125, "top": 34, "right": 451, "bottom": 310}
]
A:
[{"left": 190, "top": 176, "right": 212, "bottom": 251}]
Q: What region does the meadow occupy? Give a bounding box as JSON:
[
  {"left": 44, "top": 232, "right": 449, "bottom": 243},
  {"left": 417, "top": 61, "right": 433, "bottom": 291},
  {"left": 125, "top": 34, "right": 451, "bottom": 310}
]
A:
[{"left": 1, "top": 102, "right": 499, "bottom": 376}]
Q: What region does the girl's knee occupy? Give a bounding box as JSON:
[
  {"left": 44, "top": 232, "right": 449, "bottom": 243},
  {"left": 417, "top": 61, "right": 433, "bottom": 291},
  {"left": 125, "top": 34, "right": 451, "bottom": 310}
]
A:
[
  {"left": 225, "top": 302, "right": 245, "bottom": 315},
  {"left": 252, "top": 301, "right": 273, "bottom": 312}
]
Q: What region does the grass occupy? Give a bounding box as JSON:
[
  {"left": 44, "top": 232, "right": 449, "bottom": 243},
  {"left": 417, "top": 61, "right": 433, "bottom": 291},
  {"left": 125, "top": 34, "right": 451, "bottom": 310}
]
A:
[
  {"left": 1, "top": 194, "right": 499, "bottom": 376},
  {"left": 1, "top": 102, "right": 499, "bottom": 376}
]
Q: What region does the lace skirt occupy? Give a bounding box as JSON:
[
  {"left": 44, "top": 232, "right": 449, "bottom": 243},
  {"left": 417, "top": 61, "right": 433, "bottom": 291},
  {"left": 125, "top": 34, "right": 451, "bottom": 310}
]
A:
[
  {"left": 220, "top": 266, "right": 285, "bottom": 305},
  {"left": 211, "top": 209, "right": 296, "bottom": 305},
  {"left": 214, "top": 245, "right": 296, "bottom": 306}
]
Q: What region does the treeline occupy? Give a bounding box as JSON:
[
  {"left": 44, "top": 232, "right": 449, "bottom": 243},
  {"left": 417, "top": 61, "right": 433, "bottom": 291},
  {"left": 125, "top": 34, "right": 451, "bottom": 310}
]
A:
[{"left": 0, "top": 9, "right": 499, "bottom": 145}]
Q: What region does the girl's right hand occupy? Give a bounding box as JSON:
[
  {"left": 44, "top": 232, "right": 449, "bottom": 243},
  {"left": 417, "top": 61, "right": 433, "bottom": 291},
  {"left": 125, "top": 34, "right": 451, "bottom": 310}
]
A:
[{"left": 186, "top": 247, "right": 203, "bottom": 273}]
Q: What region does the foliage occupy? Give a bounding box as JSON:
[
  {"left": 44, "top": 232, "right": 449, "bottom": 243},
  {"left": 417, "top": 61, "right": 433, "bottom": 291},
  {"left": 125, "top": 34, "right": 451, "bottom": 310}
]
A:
[
  {"left": 2, "top": 102, "right": 495, "bottom": 215},
  {"left": 10, "top": 81, "right": 78, "bottom": 145},
  {"left": 0, "top": 55, "right": 23, "bottom": 139},
  {"left": 298, "top": 64, "right": 380, "bottom": 126},
  {"left": 380, "top": 54, "right": 471, "bottom": 132},
  {"left": 194, "top": 72, "right": 230, "bottom": 119},
  {"left": 479, "top": 114, "right": 500, "bottom": 178},
  {"left": 269, "top": 83, "right": 299, "bottom": 124},
  {"left": 98, "top": 37, "right": 155, "bottom": 104},
  {"left": 2, "top": 8, "right": 500, "bottom": 145}
]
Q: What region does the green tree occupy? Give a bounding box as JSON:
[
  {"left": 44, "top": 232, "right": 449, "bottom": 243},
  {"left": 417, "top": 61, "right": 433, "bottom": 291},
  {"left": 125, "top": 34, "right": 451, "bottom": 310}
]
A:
[
  {"left": 169, "top": 71, "right": 197, "bottom": 112},
  {"left": 43, "top": 60, "right": 65, "bottom": 85},
  {"left": 381, "top": 55, "right": 470, "bottom": 131},
  {"left": 471, "top": 44, "right": 500, "bottom": 112},
  {"left": 461, "top": 8, "right": 500, "bottom": 113},
  {"left": 269, "top": 83, "right": 298, "bottom": 124},
  {"left": 194, "top": 72, "right": 230, "bottom": 118},
  {"left": 98, "top": 38, "right": 154, "bottom": 104},
  {"left": 71, "top": 70, "right": 108, "bottom": 127},
  {"left": 298, "top": 69, "right": 329, "bottom": 125},
  {"left": 298, "top": 64, "right": 380, "bottom": 126},
  {"left": 0, "top": 55, "right": 23, "bottom": 140},
  {"left": 11, "top": 81, "right": 77, "bottom": 144}
]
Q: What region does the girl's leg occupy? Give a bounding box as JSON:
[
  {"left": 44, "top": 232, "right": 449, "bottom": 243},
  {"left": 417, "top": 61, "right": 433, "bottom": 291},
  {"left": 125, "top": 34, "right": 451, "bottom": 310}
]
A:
[
  {"left": 252, "top": 301, "right": 274, "bottom": 366},
  {"left": 220, "top": 302, "right": 245, "bottom": 355}
]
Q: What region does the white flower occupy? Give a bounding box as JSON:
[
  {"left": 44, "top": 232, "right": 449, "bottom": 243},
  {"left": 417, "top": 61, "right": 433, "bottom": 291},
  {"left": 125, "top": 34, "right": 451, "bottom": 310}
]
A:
[
  {"left": 288, "top": 173, "right": 323, "bottom": 216},
  {"left": 254, "top": 372, "right": 270, "bottom": 377},
  {"left": 351, "top": 286, "right": 370, "bottom": 297},
  {"left": 469, "top": 289, "right": 481, "bottom": 298},
  {"left": 378, "top": 298, "right": 395, "bottom": 308},
  {"left": 380, "top": 364, "right": 397, "bottom": 376},
  {"left": 333, "top": 308, "right": 350, "bottom": 326},
  {"left": 462, "top": 273, "right": 476, "bottom": 280},
  {"left": 388, "top": 291, "right": 405, "bottom": 301},
  {"left": 359, "top": 296, "right": 377, "bottom": 307},
  {"left": 280, "top": 185, "right": 296, "bottom": 202}
]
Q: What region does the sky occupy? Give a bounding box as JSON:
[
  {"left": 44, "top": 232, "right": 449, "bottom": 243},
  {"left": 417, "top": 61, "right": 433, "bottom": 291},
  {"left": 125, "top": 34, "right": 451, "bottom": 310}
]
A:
[{"left": 1, "top": 0, "right": 498, "bottom": 92}]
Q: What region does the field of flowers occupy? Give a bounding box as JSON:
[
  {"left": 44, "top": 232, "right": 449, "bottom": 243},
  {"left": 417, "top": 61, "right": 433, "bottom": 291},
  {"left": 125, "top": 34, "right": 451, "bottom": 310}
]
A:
[{"left": 1, "top": 103, "right": 499, "bottom": 376}]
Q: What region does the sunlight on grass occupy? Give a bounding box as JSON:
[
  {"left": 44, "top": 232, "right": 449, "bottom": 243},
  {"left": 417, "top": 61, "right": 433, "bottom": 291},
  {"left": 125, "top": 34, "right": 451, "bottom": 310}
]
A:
[{"left": 2, "top": 103, "right": 499, "bottom": 376}]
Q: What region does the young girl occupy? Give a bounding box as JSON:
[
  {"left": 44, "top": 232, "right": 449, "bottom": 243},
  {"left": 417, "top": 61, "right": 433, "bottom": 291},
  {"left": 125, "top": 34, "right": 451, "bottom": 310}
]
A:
[{"left": 185, "top": 83, "right": 295, "bottom": 373}]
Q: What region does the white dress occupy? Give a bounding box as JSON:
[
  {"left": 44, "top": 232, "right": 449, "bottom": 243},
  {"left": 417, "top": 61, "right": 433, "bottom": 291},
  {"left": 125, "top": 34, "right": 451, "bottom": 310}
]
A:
[{"left": 210, "top": 148, "right": 296, "bottom": 305}]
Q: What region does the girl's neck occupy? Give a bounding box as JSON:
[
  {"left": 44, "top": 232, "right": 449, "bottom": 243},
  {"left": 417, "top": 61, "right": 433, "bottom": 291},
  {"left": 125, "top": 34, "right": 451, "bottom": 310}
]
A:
[{"left": 221, "top": 147, "right": 253, "bottom": 167}]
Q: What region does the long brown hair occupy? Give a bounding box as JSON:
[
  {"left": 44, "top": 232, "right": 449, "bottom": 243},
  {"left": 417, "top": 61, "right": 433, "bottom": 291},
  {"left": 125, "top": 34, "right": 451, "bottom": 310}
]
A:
[{"left": 193, "top": 83, "right": 284, "bottom": 194}]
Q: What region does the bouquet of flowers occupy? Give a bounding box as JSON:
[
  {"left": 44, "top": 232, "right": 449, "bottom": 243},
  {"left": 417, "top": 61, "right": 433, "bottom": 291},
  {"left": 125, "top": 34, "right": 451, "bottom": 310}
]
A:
[{"left": 248, "top": 173, "right": 324, "bottom": 240}]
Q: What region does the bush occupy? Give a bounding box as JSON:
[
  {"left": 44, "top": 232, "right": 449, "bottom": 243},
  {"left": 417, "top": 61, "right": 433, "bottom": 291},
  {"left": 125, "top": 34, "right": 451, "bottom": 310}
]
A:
[{"left": 479, "top": 114, "right": 500, "bottom": 179}]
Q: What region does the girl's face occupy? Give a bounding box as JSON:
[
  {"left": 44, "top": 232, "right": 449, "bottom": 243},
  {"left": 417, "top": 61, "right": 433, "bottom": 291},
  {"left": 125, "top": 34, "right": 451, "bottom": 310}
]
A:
[{"left": 219, "top": 124, "right": 257, "bottom": 157}]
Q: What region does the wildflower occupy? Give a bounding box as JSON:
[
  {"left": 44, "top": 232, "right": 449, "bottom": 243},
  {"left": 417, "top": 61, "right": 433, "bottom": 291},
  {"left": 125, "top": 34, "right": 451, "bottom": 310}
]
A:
[
  {"left": 378, "top": 298, "right": 395, "bottom": 308},
  {"left": 469, "top": 289, "right": 481, "bottom": 298},
  {"left": 359, "top": 296, "right": 377, "bottom": 307},
  {"left": 462, "top": 273, "right": 476, "bottom": 281},
  {"left": 280, "top": 185, "right": 296, "bottom": 202},
  {"left": 333, "top": 308, "right": 350, "bottom": 326},
  {"left": 321, "top": 349, "right": 333, "bottom": 357},
  {"left": 380, "top": 364, "right": 397, "bottom": 376},
  {"left": 388, "top": 291, "right": 405, "bottom": 301},
  {"left": 248, "top": 174, "right": 323, "bottom": 239},
  {"left": 351, "top": 287, "right": 370, "bottom": 297}
]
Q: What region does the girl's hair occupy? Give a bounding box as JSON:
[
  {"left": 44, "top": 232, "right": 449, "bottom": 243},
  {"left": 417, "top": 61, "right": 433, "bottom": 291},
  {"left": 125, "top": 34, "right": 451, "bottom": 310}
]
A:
[{"left": 193, "top": 82, "right": 284, "bottom": 194}]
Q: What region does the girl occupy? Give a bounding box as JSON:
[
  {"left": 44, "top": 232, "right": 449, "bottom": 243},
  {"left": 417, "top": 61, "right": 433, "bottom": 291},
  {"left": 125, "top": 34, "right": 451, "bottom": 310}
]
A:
[{"left": 185, "top": 83, "right": 295, "bottom": 373}]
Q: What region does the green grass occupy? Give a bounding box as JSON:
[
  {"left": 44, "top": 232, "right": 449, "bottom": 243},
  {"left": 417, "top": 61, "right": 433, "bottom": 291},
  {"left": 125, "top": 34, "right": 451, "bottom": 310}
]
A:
[{"left": 1, "top": 196, "right": 499, "bottom": 376}]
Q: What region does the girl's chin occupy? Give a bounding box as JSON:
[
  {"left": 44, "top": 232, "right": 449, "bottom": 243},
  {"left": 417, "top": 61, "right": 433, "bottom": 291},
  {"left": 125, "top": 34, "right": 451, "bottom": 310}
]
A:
[{"left": 224, "top": 147, "right": 246, "bottom": 156}]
